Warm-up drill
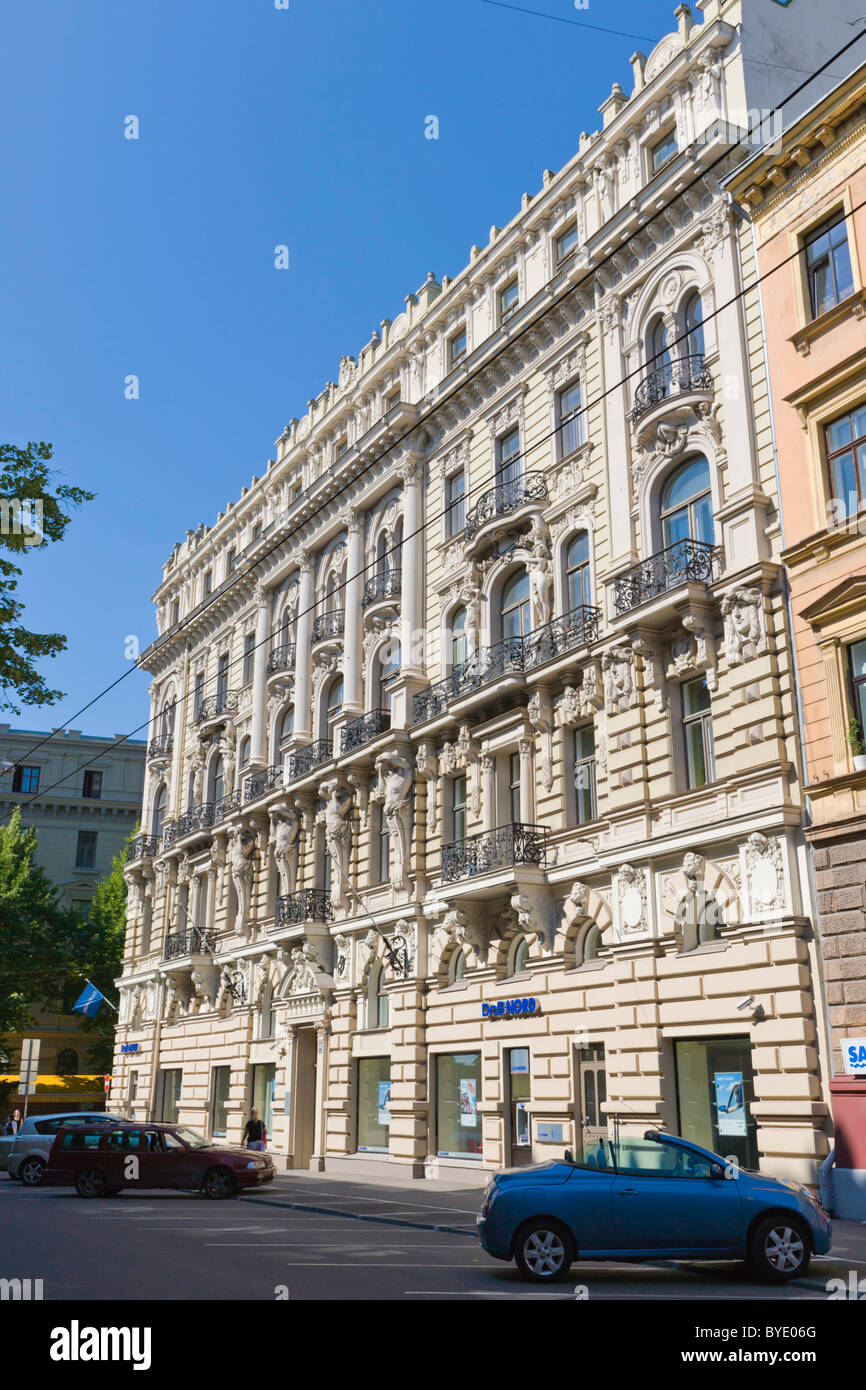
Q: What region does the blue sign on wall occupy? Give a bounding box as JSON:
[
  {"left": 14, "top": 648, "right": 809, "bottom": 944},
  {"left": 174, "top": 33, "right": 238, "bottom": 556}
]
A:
[
  {"left": 120, "top": 1043, "right": 140, "bottom": 1054},
  {"left": 481, "top": 997, "right": 538, "bottom": 1018}
]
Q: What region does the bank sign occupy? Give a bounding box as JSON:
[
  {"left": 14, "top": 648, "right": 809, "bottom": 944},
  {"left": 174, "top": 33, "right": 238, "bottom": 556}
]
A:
[
  {"left": 482, "top": 997, "right": 539, "bottom": 1019},
  {"left": 842, "top": 1038, "right": 866, "bottom": 1075}
]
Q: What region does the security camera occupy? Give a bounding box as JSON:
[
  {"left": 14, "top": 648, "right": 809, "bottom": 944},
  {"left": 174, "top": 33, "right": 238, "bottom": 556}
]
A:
[{"left": 736, "top": 995, "right": 755, "bottom": 1012}]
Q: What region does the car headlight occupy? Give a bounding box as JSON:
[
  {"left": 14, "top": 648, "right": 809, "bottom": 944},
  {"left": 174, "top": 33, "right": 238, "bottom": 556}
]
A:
[{"left": 246, "top": 1160, "right": 262, "bottom": 1170}]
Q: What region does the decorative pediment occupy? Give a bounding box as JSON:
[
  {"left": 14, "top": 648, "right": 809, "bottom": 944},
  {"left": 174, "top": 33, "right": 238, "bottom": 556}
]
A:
[{"left": 800, "top": 574, "right": 866, "bottom": 630}]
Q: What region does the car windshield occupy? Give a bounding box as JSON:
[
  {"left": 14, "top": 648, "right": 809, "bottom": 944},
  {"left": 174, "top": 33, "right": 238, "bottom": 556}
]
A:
[
  {"left": 567, "top": 1136, "right": 718, "bottom": 1177},
  {"left": 172, "top": 1127, "right": 210, "bottom": 1148}
]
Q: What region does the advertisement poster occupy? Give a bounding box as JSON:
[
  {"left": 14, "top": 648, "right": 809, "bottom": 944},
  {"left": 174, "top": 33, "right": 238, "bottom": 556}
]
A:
[
  {"left": 377, "top": 1081, "right": 391, "bottom": 1127},
  {"left": 714, "top": 1071, "right": 747, "bottom": 1137},
  {"left": 459, "top": 1078, "right": 477, "bottom": 1127}
]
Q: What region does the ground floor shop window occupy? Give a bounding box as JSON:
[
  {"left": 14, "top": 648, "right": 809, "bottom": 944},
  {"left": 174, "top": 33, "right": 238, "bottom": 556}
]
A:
[
  {"left": 158, "top": 1068, "right": 182, "bottom": 1124},
  {"left": 252, "top": 1063, "right": 275, "bottom": 1137},
  {"left": 357, "top": 1057, "right": 391, "bottom": 1153},
  {"left": 436, "top": 1051, "right": 482, "bottom": 1158},
  {"left": 675, "top": 1037, "right": 758, "bottom": 1172},
  {"left": 212, "top": 1065, "right": 231, "bottom": 1137}
]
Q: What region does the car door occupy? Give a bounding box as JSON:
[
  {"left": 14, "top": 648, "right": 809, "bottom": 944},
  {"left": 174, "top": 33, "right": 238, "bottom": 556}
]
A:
[
  {"left": 611, "top": 1138, "right": 742, "bottom": 1254},
  {"left": 556, "top": 1163, "right": 618, "bottom": 1253},
  {"left": 138, "top": 1129, "right": 175, "bottom": 1188}
]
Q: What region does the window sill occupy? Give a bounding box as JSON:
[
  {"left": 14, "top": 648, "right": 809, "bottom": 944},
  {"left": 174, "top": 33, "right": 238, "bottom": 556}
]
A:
[{"left": 789, "top": 287, "right": 866, "bottom": 356}]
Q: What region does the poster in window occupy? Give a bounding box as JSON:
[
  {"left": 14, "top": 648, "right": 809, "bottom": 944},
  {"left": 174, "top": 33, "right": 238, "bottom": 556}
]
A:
[
  {"left": 714, "top": 1071, "right": 747, "bottom": 1137},
  {"left": 515, "top": 1102, "right": 530, "bottom": 1146},
  {"left": 459, "top": 1078, "right": 477, "bottom": 1127},
  {"left": 377, "top": 1081, "right": 391, "bottom": 1127}
]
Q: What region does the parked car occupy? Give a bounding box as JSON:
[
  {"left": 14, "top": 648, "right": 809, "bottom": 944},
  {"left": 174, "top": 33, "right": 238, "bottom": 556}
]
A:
[
  {"left": 44, "top": 1121, "right": 275, "bottom": 1199},
  {"left": 477, "top": 1130, "right": 831, "bottom": 1283},
  {"left": 6, "top": 1112, "right": 125, "bottom": 1186}
]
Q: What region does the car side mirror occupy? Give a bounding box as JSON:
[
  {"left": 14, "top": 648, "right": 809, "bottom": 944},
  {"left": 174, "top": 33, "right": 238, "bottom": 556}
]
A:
[{"left": 710, "top": 1163, "right": 725, "bottom": 1180}]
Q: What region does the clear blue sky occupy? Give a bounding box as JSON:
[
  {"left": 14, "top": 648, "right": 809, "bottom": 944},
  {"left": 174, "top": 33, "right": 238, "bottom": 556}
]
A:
[{"left": 1, "top": 0, "right": 680, "bottom": 744}]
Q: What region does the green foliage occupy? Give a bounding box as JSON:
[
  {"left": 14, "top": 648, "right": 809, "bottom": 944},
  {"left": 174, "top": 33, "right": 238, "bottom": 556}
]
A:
[
  {"left": 0, "top": 440, "right": 94, "bottom": 712},
  {"left": 71, "top": 837, "right": 130, "bottom": 1070},
  {"left": 846, "top": 718, "right": 866, "bottom": 756}
]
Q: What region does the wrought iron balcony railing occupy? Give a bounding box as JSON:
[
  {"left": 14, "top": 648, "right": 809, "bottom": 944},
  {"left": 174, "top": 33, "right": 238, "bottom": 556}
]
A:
[
  {"left": 147, "top": 734, "right": 173, "bottom": 760},
  {"left": 267, "top": 644, "right": 295, "bottom": 675},
  {"left": 126, "top": 834, "right": 160, "bottom": 862},
  {"left": 164, "top": 802, "right": 215, "bottom": 846},
  {"left": 195, "top": 691, "right": 239, "bottom": 725},
  {"left": 214, "top": 790, "right": 241, "bottom": 822},
  {"left": 287, "top": 740, "right": 333, "bottom": 780},
  {"left": 164, "top": 926, "right": 216, "bottom": 961},
  {"left": 612, "top": 539, "right": 719, "bottom": 616},
  {"left": 362, "top": 570, "right": 402, "bottom": 607},
  {"left": 631, "top": 354, "right": 713, "bottom": 424},
  {"left": 341, "top": 708, "right": 391, "bottom": 755},
  {"left": 441, "top": 821, "right": 550, "bottom": 884},
  {"left": 312, "top": 610, "right": 345, "bottom": 642},
  {"left": 412, "top": 604, "right": 601, "bottom": 722},
  {"left": 275, "top": 889, "right": 333, "bottom": 927},
  {"left": 465, "top": 471, "right": 548, "bottom": 540},
  {"left": 244, "top": 764, "right": 285, "bottom": 802}
]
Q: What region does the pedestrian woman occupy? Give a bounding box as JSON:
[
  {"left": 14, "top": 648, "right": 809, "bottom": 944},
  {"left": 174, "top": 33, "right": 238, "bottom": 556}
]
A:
[{"left": 242, "top": 1108, "right": 267, "bottom": 1152}]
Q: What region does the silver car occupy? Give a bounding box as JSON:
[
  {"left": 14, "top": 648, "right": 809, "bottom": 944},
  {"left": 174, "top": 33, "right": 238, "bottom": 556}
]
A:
[{"left": 6, "top": 1112, "right": 125, "bottom": 1186}]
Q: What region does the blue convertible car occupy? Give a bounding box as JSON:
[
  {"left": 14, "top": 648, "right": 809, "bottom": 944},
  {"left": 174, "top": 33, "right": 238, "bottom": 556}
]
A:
[{"left": 477, "top": 1131, "right": 831, "bottom": 1283}]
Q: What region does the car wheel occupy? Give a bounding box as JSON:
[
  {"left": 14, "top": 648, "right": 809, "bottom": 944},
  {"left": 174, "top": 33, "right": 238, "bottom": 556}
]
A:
[
  {"left": 202, "top": 1166, "right": 237, "bottom": 1200},
  {"left": 76, "top": 1168, "right": 108, "bottom": 1199},
  {"left": 19, "top": 1156, "right": 45, "bottom": 1187},
  {"left": 749, "top": 1215, "right": 810, "bottom": 1282},
  {"left": 514, "top": 1220, "right": 574, "bottom": 1283}
]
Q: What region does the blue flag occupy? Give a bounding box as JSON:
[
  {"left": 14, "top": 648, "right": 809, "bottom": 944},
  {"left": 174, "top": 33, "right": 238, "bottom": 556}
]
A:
[{"left": 72, "top": 983, "right": 105, "bottom": 1018}]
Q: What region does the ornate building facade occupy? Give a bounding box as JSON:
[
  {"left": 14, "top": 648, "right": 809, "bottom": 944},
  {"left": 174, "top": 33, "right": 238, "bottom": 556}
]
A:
[{"left": 112, "top": 1, "right": 866, "bottom": 1184}]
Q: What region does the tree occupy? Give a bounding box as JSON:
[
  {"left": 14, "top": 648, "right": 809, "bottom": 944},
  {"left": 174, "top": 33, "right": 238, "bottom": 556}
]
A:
[
  {"left": 0, "top": 440, "right": 94, "bottom": 711},
  {"left": 70, "top": 838, "right": 129, "bottom": 1071}
]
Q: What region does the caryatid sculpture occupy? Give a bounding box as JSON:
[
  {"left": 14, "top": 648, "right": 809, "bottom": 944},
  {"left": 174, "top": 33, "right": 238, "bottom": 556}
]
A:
[
  {"left": 269, "top": 804, "right": 300, "bottom": 897},
  {"left": 525, "top": 517, "right": 554, "bottom": 629},
  {"left": 372, "top": 750, "right": 413, "bottom": 890},
  {"left": 227, "top": 824, "right": 256, "bottom": 929},
  {"left": 317, "top": 778, "right": 354, "bottom": 909}
]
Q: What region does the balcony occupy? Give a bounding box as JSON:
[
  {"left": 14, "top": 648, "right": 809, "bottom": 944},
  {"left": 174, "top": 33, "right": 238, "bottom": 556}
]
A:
[
  {"left": 244, "top": 764, "right": 285, "bottom": 802},
  {"left": 312, "top": 611, "right": 344, "bottom": 643},
  {"left": 362, "top": 570, "right": 402, "bottom": 607},
  {"left": 412, "top": 604, "right": 601, "bottom": 722},
  {"left": 631, "top": 355, "right": 713, "bottom": 426},
  {"left": 341, "top": 708, "right": 391, "bottom": 755},
  {"left": 441, "top": 822, "right": 550, "bottom": 884},
  {"left": 287, "top": 740, "right": 333, "bottom": 780},
  {"left": 267, "top": 644, "right": 295, "bottom": 676},
  {"left": 163, "top": 927, "right": 216, "bottom": 961},
  {"left": 195, "top": 691, "right": 239, "bottom": 726},
  {"left": 163, "top": 802, "right": 214, "bottom": 847},
  {"left": 612, "top": 540, "right": 719, "bottom": 617},
  {"left": 147, "top": 734, "right": 173, "bottom": 760},
  {"left": 275, "top": 889, "right": 333, "bottom": 927},
  {"left": 465, "top": 472, "right": 548, "bottom": 543},
  {"left": 214, "top": 790, "right": 241, "bottom": 822},
  {"left": 126, "top": 834, "right": 160, "bottom": 863}
]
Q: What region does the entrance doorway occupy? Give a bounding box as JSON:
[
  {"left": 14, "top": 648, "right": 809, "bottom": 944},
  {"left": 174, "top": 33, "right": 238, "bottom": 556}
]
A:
[
  {"left": 507, "top": 1048, "right": 532, "bottom": 1167},
  {"left": 575, "top": 1043, "right": 606, "bottom": 1145},
  {"left": 292, "top": 1028, "right": 318, "bottom": 1169},
  {"left": 251, "top": 1063, "right": 275, "bottom": 1138}
]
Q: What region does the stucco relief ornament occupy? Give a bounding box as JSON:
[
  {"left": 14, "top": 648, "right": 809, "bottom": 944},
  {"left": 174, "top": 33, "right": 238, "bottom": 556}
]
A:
[
  {"left": 568, "top": 881, "right": 591, "bottom": 917},
  {"left": 415, "top": 743, "right": 438, "bottom": 837},
  {"left": 616, "top": 863, "right": 647, "bottom": 935},
  {"left": 284, "top": 943, "right": 326, "bottom": 996},
  {"left": 527, "top": 691, "right": 553, "bottom": 791},
  {"left": 441, "top": 725, "right": 480, "bottom": 815},
  {"left": 359, "top": 928, "right": 380, "bottom": 971},
  {"left": 442, "top": 907, "right": 487, "bottom": 965},
  {"left": 227, "top": 825, "right": 256, "bottom": 930},
  {"left": 523, "top": 518, "right": 554, "bottom": 629},
  {"left": 269, "top": 805, "right": 300, "bottom": 897},
  {"left": 333, "top": 933, "right": 350, "bottom": 981},
  {"left": 371, "top": 751, "right": 413, "bottom": 891},
  {"left": 391, "top": 918, "right": 416, "bottom": 976},
  {"left": 744, "top": 833, "right": 786, "bottom": 915},
  {"left": 683, "top": 852, "right": 706, "bottom": 891},
  {"left": 190, "top": 965, "right": 220, "bottom": 1010},
  {"left": 317, "top": 778, "right": 354, "bottom": 910},
  {"left": 338, "top": 355, "right": 356, "bottom": 391},
  {"left": 721, "top": 589, "right": 767, "bottom": 666},
  {"left": 602, "top": 646, "right": 637, "bottom": 714}
]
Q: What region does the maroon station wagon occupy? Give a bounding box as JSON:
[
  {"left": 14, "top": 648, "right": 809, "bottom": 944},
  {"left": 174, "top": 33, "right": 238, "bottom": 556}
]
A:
[{"left": 45, "top": 1122, "right": 275, "bottom": 1199}]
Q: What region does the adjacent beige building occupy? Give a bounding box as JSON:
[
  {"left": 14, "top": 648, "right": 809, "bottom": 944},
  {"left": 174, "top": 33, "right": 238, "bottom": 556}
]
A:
[{"left": 113, "top": 1, "right": 866, "bottom": 1184}]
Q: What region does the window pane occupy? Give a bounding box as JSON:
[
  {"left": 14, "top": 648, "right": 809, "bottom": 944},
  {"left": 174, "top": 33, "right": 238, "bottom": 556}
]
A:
[
  {"left": 693, "top": 492, "right": 716, "bottom": 546},
  {"left": 827, "top": 415, "right": 853, "bottom": 451},
  {"left": 436, "top": 1052, "right": 482, "bottom": 1157},
  {"left": 851, "top": 640, "right": 866, "bottom": 679},
  {"left": 357, "top": 1057, "right": 391, "bottom": 1152},
  {"left": 556, "top": 224, "right": 579, "bottom": 259},
  {"left": 662, "top": 457, "right": 711, "bottom": 512},
  {"left": 830, "top": 451, "right": 858, "bottom": 514},
  {"left": 683, "top": 678, "right": 711, "bottom": 716}
]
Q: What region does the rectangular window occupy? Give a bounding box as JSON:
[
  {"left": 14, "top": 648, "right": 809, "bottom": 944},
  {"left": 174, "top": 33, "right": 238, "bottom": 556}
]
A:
[
  {"left": 449, "top": 328, "right": 468, "bottom": 370},
  {"left": 805, "top": 212, "right": 854, "bottom": 318},
  {"left": 12, "top": 765, "right": 40, "bottom": 793},
  {"left": 203, "top": 571, "right": 213, "bottom": 597},
  {"left": 499, "top": 279, "right": 520, "bottom": 324},
  {"left": 216, "top": 652, "right": 229, "bottom": 702},
  {"left": 555, "top": 222, "right": 580, "bottom": 262},
  {"left": 226, "top": 548, "right": 237, "bottom": 576},
  {"left": 336, "top": 437, "right": 348, "bottom": 459},
  {"left": 82, "top": 770, "right": 103, "bottom": 799},
  {"left": 497, "top": 427, "right": 521, "bottom": 486},
  {"left": 357, "top": 1057, "right": 391, "bottom": 1153},
  {"left": 128, "top": 1071, "right": 139, "bottom": 1105},
  {"left": 508, "top": 751, "right": 521, "bottom": 824},
  {"left": 675, "top": 1037, "right": 758, "bottom": 1173},
  {"left": 825, "top": 403, "right": 866, "bottom": 518},
  {"left": 194, "top": 671, "right": 205, "bottom": 719},
  {"left": 850, "top": 639, "right": 866, "bottom": 735},
  {"left": 452, "top": 774, "right": 468, "bottom": 842},
  {"left": 651, "top": 128, "right": 678, "bottom": 171},
  {"left": 376, "top": 805, "right": 390, "bottom": 884},
  {"left": 445, "top": 471, "right": 466, "bottom": 536},
  {"left": 558, "top": 380, "right": 583, "bottom": 457},
  {"left": 385, "top": 390, "right": 400, "bottom": 413},
  {"left": 158, "top": 1068, "right": 182, "bottom": 1124},
  {"left": 211, "top": 1066, "right": 231, "bottom": 1137},
  {"left": 252, "top": 521, "right": 263, "bottom": 544},
  {"left": 573, "top": 725, "right": 597, "bottom": 824},
  {"left": 243, "top": 632, "right": 255, "bottom": 686},
  {"left": 170, "top": 599, "right": 180, "bottom": 626},
  {"left": 436, "top": 1051, "right": 483, "bottom": 1158},
  {"left": 251, "top": 1062, "right": 275, "bottom": 1136},
  {"left": 76, "top": 830, "right": 98, "bottom": 870},
  {"left": 682, "top": 677, "right": 715, "bottom": 789}
]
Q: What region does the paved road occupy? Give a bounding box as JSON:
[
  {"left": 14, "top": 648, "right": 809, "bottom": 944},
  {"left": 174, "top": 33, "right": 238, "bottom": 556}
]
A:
[{"left": 2, "top": 1172, "right": 864, "bottom": 1301}]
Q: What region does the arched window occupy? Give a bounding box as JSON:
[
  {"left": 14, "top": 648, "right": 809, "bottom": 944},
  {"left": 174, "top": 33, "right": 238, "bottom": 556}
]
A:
[
  {"left": 649, "top": 317, "right": 671, "bottom": 372},
  {"left": 278, "top": 706, "right": 294, "bottom": 755},
  {"left": 450, "top": 948, "right": 467, "bottom": 983},
  {"left": 565, "top": 533, "right": 591, "bottom": 611},
  {"left": 367, "top": 961, "right": 389, "bottom": 1029},
  {"left": 660, "top": 456, "right": 714, "bottom": 547},
  {"left": 210, "top": 755, "right": 224, "bottom": 808},
  {"left": 684, "top": 292, "right": 705, "bottom": 359},
  {"left": 279, "top": 605, "right": 292, "bottom": 650},
  {"left": 501, "top": 570, "right": 531, "bottom": 640},
  {"left": 392, "top": 518, "right": 403, "bottom": 574},
  {"left": 325, "top": 677, "right": 343, "bottom": 741},
  {"left": 260, "top": 983, "right": 275, "bottom": 1040},
  {"left": 512, "top": 937, "right": 530, "bottom": 974},
  {"left": 677, "top": 893, "right": 724, "bottom": 952},
  {"left": 326, "top": 571, "right": 341, "bottom": 616},
  {"left": 152, "top": 784, "right": 168, "bottom": 837},
  {"left": 239, "top": 736, "right": 251, "bottom": 769},
  {"left": 582, "top": 923, "right": 602, "bottom": 962},
  {"left": 376, "top": 530, "right": 390, "bottom": 579},
  {"left": 377, "top": 641, "right": 401, "bottom": 712},
  {"left": 57, "top": 1048, "right": 78, "bottom": 1076},
  {"left": 451, "top": 606, "right": 467, "bottom": 669},
  {"left": 160, "top": 700, "right": 175, "bottom": 738},
  {"left": 186, "top": 769, "right": 196, "bottom": 811}
]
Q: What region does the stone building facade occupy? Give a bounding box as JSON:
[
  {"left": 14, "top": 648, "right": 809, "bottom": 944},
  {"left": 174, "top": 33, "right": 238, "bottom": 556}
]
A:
[
  {"left": 112, "top": 2, "right": 866, "bottom": 1184},
  {"left": 727, "top": 59, "right": 866, "bottom": 1213}
]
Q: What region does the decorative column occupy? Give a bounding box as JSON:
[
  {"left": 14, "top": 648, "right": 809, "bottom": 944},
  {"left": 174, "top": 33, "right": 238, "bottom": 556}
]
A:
[
  {"left": 310, "top": 1017, "right": 330, "bottom": 1172},
  {"left": 293, "top": 554, "right": 315, "bottom": 740},
  {"left": 170, "top": 646, "right": 189, "bottom": 820},
  {"left": 481, "top": 754, "right": 496, "bottom": 832},
  {"left": 399, "top": 455, "right": 425, "bottom": 675},
  {"left": 250, "top": 584, "right": 272, "bottom": 768},
  {"left": 342, "top": 509, "right": 365, "bottom": 716},
  {"left": 519, "top": 737, "right": 534, "bottom": 824}
]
